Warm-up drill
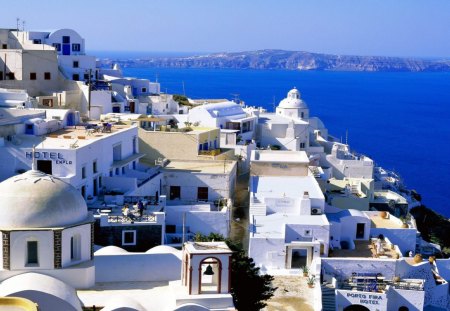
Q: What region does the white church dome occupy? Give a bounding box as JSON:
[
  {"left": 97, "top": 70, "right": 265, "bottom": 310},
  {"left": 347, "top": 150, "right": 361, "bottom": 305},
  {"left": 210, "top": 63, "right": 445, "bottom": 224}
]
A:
[
  {"left": 278, "top": 87, "right": 308, "bottom": 109},
  {"left": 0, "top": 170, "right": 89, "bottom": 228}
]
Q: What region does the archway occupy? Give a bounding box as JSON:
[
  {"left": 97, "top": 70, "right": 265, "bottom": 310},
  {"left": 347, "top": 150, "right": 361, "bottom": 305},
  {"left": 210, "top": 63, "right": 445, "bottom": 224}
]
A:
[
  {"left": 343, "top": 305, "right": 370, "bottom": 311},
  {"left": 399, "top": 307, "right": 409, "bottom": 311},
  {"left": 198, "top": 257, "right": 222, "bottom": 294}
]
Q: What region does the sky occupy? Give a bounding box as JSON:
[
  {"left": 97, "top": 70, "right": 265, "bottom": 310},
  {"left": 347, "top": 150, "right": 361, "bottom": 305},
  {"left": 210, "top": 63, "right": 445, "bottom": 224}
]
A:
[{"left": 1, "top": 0, "right": 450, "bottom": 58}]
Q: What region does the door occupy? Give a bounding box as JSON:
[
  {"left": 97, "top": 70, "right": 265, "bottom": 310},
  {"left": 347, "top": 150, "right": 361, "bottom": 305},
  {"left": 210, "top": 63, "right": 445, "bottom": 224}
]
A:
[
  {"left": 170, "top": 186, "right": 181, "bottom": 200},
  {"left": 67, "top": 112, "right": 75, "bottom": 126},
  {"left": 129, "top": 101, "right": 135, "bottom": 113},
  {"left": 62, "top": 36, "right": 70, "bottom": 55},
  {"left": 356, "top": 223, "right": 365, "bottom": 239},
  {"left": 37, "top": 160, "right": 52, "bottom": 174}
]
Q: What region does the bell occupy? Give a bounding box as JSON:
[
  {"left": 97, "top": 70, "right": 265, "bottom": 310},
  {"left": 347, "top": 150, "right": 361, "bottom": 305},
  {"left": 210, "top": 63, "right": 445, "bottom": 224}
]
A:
[{"left": 203, "top": 264, "right": 214, "bottom": 275}]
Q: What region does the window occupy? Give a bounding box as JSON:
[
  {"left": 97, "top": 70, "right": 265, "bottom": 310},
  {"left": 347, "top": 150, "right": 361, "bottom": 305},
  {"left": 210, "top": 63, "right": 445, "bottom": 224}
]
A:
[
  {"left": 70, "top": 235, "right": 81, "bottom": 261},
  {"left": 1, "top": 44, "right": 7, "bottom": 49},
  {"left": 122, "top": 230, "right": 136, "bottom": 246},
  {"left": 0, "top": 71, "right": 3, "bottom": 80},
  {"left": 72, "top": 43, "right": 81, "bottom": 51},
  {"left": 52, "top": 43, "right": 61, "bottom": 51},
  {"left": 33, "top": 39, "right": 41, "bottom": 44},
  {"left": 197, "top": 187, "right": 208, "bottom": 201},
  {"left": 7, "top": 72, "right": 15, "bottom": 80},
  {"left": 73, "top": 61, "right": 79, "bottom": 68},
  {"left": 301, "top": 112, "right": 304, "bottom": 118},
  {"left": 93, "top": 160, "right": 97, "bottom": 173},
  {"left": 304, "top": 229, "right": 312, "bottom": 236},
  {"left": 62, "top": 36, "right": 70, "bottom": 44},
  {"left": 141, "top": 87, "right": 147, "bottom": 93},
  {"left": 30, "top": 72, "right": 36, "bottom": 80},
  {"left": 82, "top": 166, "right": 86, "bottom": 179},
  {"left": 72, "top": 74, "right": 80, "bottom": 81},
  {"left": 300, "top": 142, "right": 306, "bottom": 149},
  {"left": 27, "top": 241, "right": 38, "bottom": 265},
  {"left": 84, "top": 73, "right": 89, "bottom": 80},
  {"left": 44, "top": 72, "right": 51, "bottom": 80},
  {"left": 121, "top": 167, "right": 125, "bottom": 174}
]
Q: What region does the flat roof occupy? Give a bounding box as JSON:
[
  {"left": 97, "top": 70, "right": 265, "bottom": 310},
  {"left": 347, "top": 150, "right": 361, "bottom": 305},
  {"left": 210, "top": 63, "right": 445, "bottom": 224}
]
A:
[
  {"left": 185, "top": 242, "right": 232, "bottom": 254},
  {"left": 252, "top": 150, "right": 309, "bottom": 163},
  {"left": 162, "top": 160, "right": 236, "bottom": 174},
  {"left": 258, "top": 113, "right": 309, "bottom": 125},
  {"left": 330, "top": 240, "right": 398, "bottom": 259},
  {"left": 252, "top": 175, "right": 324, "bottom": 200},
  {"left": 369, "top": 214, "right": 405, "bottom": 229},
  {"left": 77, "top": 281, "right": 176, "bottom": 311},
  {"left": 253, "top": 213, "right": 329, "bottom": 238},
  {"left": 5, "top": 123, "right": 136, "bottom": 150}
]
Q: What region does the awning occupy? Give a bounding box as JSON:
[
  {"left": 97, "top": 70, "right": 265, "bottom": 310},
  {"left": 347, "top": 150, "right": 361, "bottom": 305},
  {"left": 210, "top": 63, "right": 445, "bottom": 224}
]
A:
[{"left": 112, "top": 153, "right": 145, "bottom": 168}]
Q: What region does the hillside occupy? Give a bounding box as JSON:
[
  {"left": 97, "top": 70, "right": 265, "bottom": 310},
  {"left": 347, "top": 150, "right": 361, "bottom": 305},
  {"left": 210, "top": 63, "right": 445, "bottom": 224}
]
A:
[{"left": 97, "top": 49, "right": 450, "bottom": 72}]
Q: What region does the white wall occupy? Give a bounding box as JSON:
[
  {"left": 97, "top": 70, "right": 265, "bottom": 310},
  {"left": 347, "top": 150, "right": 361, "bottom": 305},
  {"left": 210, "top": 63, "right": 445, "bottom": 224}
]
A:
[
  {"left": 94, "top": 252, "right": 181, "bottom": 282},
  {"left": 10, "top": 230, "right": 54, "bottom": 270},
  {"left": 339, "top": 216, "right": 372, "bottom": 241},
  {"left": 165, "top": 205, "right": 230, "bottom": 237},
  {"left": 248, "top": 237, "right": 286, "bottom": 269},
  {"left": 164, "top": 170, "right": 235, "bottom": 202},
  {"left": 321, "top": 258, "right": 397, "bottom": 280},
  {"left": 61, "top": 224, "right": 92, "bottom": 268},
  {"left": 387, "top": 288, "right": 425, "bottom": 311}
]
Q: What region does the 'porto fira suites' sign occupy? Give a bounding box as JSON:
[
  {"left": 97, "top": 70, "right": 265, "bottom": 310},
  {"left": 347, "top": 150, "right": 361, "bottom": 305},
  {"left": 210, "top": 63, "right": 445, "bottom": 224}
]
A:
[{"left": 26, "top": 151, "right": 72, "bottom": 165}]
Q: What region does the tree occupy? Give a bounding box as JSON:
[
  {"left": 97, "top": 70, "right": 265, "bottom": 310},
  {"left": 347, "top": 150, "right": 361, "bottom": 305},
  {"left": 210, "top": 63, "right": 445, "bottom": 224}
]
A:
[{"left": 193, "top": 233, "right": 276, "bottom": 310}]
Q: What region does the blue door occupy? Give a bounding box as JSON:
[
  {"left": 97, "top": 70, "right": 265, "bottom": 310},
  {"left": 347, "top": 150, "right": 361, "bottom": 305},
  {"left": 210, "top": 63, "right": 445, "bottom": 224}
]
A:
[
  {"left": 67, "top": 112, "right": 75, "bottom": 126},
  {"left": 62, "top": 44, "right": 70, "bottom": 55}
]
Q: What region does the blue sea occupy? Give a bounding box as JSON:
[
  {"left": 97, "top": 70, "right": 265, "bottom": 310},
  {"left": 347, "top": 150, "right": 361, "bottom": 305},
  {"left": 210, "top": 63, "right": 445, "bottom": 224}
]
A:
[{"left": 122, "top": 67, "right": 450, "bottom": 218}]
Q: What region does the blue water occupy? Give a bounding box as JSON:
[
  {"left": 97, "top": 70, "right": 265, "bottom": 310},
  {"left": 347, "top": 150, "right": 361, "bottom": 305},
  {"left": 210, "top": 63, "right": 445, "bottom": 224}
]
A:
[{"left": 122, "top": 67, "right": 450, "bottom": 217}]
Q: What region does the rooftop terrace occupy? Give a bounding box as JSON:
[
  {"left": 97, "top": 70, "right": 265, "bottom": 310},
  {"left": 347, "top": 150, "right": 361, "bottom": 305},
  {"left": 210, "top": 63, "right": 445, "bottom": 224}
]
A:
[{"left": 330, "top": 240, "right": 398, "bottom": 259}]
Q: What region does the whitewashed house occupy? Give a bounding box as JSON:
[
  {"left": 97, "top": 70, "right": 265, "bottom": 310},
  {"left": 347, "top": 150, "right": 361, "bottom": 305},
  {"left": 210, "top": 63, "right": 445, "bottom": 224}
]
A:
[
  {"left": 0, "top": 168, "right": 235, "bottom": 311},
  {"left": 248, "top": 150, "right": 330, "bottom": 272}
]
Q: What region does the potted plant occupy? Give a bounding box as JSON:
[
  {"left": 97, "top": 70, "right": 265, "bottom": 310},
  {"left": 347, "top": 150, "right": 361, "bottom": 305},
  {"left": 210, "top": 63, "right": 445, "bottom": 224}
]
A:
[
  {"left": 301, "top": 265, "right": 309, "bottom": 277},
  {"left": 307, "top": 275, "right": 315, "bottom": 288}
]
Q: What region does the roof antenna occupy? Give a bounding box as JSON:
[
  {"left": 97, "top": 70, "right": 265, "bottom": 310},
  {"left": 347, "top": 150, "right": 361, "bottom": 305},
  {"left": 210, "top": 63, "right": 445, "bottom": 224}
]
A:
[{"left": 31, "top": 145, "right": 37, "bottom": 171}]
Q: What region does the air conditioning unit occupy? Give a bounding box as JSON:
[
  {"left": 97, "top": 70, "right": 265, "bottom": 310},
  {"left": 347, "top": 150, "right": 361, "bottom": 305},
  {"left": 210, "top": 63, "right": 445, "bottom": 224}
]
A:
[{"left": 311, "top": 207, "right": 322, "bottom": 215}]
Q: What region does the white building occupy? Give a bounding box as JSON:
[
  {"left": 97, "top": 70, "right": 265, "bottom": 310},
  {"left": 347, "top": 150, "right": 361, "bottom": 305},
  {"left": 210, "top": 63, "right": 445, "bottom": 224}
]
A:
[
  {"left": 161, "top": 159, "right": 237, "bottom": 239},
  {"left": 256, "top": 88, "right": 310, "bottom": 151},
  {"left": 248, "top": 150, "right": 330, "bottom": 272},
  {"left": 0, "top": 170, "right": 95, "bottom": 298},
  {"left": 0, "top": 119, "right": 147, "bottom": 201},
  {"left": 27, "top": 28, "right": 96, "bottom": 82},
  {"left": 186, "top": 101, "right": 257, "bottom": 143},
  {"left": 0, "top": 168, "right": 235, "bottom": 311}
]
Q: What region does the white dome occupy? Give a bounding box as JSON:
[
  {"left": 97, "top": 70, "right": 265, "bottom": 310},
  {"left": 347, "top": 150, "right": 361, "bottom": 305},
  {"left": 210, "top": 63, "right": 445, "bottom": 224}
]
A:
[
  {"left": 278, "top": 87, "right": 308, "bottom": 109},
  {"left": 0, "top": 170, "right": 89, "bottom": 228}
]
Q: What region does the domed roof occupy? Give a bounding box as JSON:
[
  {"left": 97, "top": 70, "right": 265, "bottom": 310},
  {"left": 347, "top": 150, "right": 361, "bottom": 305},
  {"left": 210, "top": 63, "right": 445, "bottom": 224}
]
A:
[
  {"left": 278, "top": 87, "right": 308, "bottom": 109},
  {"left": 0, "top": 170, "right": 89, "bottom": 228}
]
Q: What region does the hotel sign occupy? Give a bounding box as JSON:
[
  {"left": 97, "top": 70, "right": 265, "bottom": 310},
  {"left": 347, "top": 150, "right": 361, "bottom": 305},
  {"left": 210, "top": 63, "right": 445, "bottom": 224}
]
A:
[
  {"left": 346, "top": 292, "right": 384, "bottom": 306},
  {"left": 25, "top": 151, "right": 73, "bottom": 165},
  {"left": 337, "top": 290, "right": 387, "bottom": 311}
]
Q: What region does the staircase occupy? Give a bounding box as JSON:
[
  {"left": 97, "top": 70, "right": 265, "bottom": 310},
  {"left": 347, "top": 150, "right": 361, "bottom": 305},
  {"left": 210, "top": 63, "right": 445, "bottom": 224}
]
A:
[
  {"left": 249, "top": 199, "right": 266, "bottom": 217},
  {"left": 321, "top": 282, "right": 336, "bottom": 311}
]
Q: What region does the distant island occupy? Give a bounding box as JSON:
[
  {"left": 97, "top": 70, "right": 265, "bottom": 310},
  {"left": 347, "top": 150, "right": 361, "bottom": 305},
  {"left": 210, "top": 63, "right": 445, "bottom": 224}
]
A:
[{"left": 97, "top": 49, "right": 450, "bottom": 72}]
